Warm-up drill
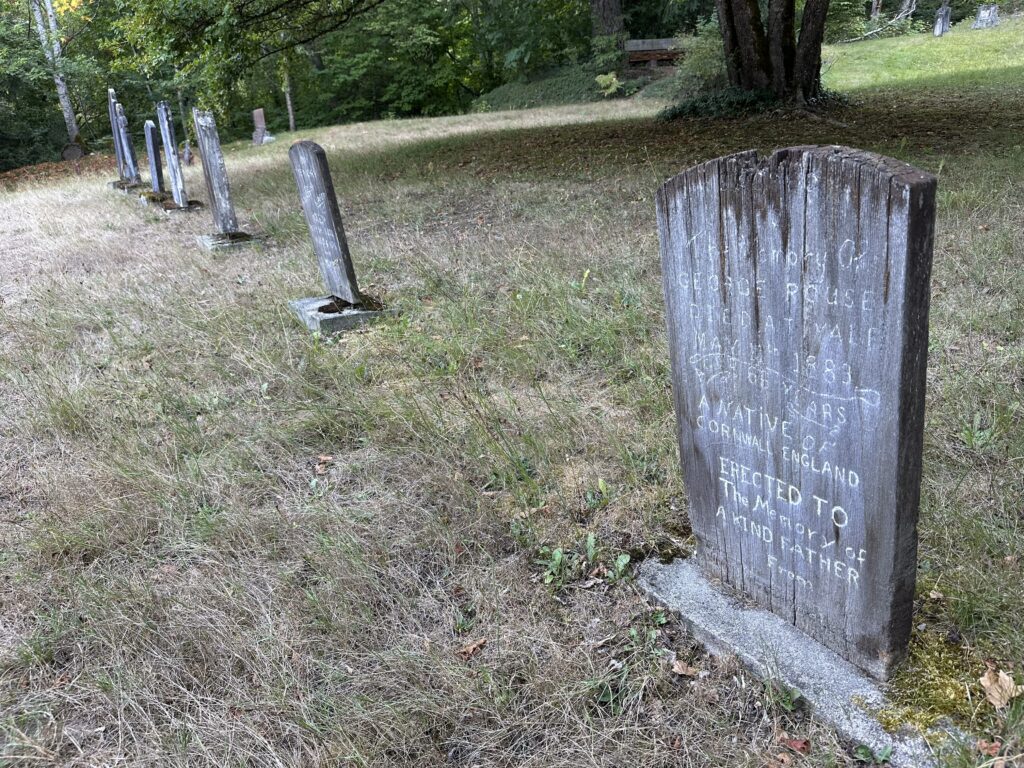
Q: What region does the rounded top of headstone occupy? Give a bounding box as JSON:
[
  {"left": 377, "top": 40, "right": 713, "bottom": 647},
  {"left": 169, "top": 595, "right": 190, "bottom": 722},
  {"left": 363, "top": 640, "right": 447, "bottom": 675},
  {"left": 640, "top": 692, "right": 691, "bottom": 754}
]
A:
[
  {"left": 289, "top": 140, "right": 327, "bottom": 161},
  {"left": 657, "top": 145, "right": 936, "bottom": 202},
  {"left": 61, "top": 143, "right": 86, "bottom": 162}
]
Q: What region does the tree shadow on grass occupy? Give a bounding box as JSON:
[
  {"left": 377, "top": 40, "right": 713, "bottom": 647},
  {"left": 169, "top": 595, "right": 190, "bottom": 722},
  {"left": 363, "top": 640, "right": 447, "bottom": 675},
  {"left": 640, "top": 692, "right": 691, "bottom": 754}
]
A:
[{"left": 321, "top": 65, "right": 1024, "bottom": 185}]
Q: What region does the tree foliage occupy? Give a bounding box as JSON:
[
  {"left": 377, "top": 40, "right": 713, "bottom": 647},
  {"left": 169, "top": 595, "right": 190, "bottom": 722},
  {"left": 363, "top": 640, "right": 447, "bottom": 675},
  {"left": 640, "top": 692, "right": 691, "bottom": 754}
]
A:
[{"left": 0, "top": 0, "right": 898, "bottom": 171}]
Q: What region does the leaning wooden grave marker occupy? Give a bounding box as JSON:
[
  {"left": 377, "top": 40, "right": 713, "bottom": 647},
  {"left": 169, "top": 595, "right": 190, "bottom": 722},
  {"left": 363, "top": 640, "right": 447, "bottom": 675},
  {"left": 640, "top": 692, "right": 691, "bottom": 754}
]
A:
[
  {"left": 107, "top": 88, "right": 125, "bottom": 183},
  {"left": 192, "top": 108, "right": 250, "bottom": 248},
  {"left": 143, "top": 119, "right": 165, "bottom": 196},
  {"left": 288, "top": 140, "right": 388, "bottom": 333},
  {"left": 115, "top": 103, "right": 142, "bottom": 188},
  {"left": 655, "top": 146, "right": 936, "bottom": 681},
  {"left": 156, "top": 101, "right": 193, "bottom": 210}
]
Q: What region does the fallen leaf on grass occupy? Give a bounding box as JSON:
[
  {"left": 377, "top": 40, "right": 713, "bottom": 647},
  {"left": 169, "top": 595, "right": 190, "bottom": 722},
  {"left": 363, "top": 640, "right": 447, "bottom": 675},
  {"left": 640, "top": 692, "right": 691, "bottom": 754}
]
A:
[
  {"left": 671, "top": 659, "right": 699, "bottom": 677},
  {"left": 314, "top": 455, "right": 334, "bottom": 474},
  {"left": 779, "top": 735, "right": 810, "bottom": 754},
  {"left": 928, "top": 589, "right": 945, "bottom": 600},
  {"left": 976, "top": 740, "right": 1002, "bottom": 757},
  {"left": 980, "top": 666, "right": 1024, "bottom": 709},
  {"left": 456, "top": 637, "right": 487, "bottom": 660}
]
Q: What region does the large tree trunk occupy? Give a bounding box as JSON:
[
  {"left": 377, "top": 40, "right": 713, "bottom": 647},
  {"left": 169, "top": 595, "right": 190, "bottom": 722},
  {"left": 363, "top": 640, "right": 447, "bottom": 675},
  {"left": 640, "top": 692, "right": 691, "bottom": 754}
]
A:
[
  {"left": 716, "top": 0, "right": 831, "bottom": 103},
  {"left": 30, "top": 0, "right": 80, "bottom": 143},
  {"left": 590, "top": 0, "right": 624, "bottom": 36},
  {"left": 793, "top": 0, "right": 830, "bottom": 101},
  {"left": 716, "top": 0, "right": 772, "bottom": 91}
]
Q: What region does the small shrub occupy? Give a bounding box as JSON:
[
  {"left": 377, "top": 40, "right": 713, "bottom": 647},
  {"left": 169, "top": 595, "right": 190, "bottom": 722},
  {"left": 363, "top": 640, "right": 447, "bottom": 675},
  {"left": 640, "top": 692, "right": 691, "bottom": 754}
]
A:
[
  {"left": 595, "top": 72, "right": 623, "bottom": 97},
  {"left": 671, "top": 19, "right": 729, "bottom": 95},
  {"left": 658, "top": 87, "right": 778, "bottom": 120}
]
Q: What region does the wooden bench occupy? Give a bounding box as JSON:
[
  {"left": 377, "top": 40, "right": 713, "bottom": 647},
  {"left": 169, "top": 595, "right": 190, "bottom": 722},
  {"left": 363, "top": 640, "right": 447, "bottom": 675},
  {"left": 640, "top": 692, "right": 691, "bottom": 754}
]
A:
[{"left": 625, "top": 38, "right": 682, "bottom": 67}]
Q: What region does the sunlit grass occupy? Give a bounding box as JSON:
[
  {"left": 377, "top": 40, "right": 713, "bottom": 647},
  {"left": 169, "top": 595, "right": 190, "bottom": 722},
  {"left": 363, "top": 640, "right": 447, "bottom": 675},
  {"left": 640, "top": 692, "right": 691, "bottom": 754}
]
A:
[{"left": 824, "top": 16, "right": 1024, "bottom": 91}]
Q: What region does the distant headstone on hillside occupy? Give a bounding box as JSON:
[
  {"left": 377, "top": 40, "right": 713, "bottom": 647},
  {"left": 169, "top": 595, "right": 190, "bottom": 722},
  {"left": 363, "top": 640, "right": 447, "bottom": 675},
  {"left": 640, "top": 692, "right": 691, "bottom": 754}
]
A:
[
  {"left": 192, "top": 108, "right": 250, "bottom": 248},
  {"left": 972, "top": 3, "right": 999, "bottom": 27},
  {"left": 655, "top": 146, "right": 937, "bottom": 680},
  {"left": 933, "top": 4, "right": 951, "bottom": 35},
  {"left": 287, "top": 140, "right": 388, "bottom": 333},
  {"left": 252, "top": 108, "right": 275, "bottom": 146}
]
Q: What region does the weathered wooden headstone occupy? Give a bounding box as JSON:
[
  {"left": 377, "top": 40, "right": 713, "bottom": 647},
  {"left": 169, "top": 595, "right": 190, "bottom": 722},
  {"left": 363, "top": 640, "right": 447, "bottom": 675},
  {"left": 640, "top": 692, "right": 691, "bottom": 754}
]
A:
[
  {"left": 933, "top": 4, "right": 951, "bottom": 35},
  {"left": 192, "top": 108, "right": 249, "bottom": 247},
  {"left": 115, "top": 102, "right": 142, "bottom": 187},
  {"left": 287, "top": 140, "right": 387, "bottom": 332},
  {"left": 107, "top": 88, "right": 125, "bottom": 181},
  {"left": 144, "top": 120, "right": 164, "bottom": 194},
  {"left": 972, "top": 3, "right": 999, "bottom": 27},
  {"left": 656, "top": 146, "right": 936, "bottom": 680},
  {"left": 156, "top": 101, "right": 189, "bottom": 209},
  {"left": 252, "top": 108, "right": 269, "bottom": 146}
]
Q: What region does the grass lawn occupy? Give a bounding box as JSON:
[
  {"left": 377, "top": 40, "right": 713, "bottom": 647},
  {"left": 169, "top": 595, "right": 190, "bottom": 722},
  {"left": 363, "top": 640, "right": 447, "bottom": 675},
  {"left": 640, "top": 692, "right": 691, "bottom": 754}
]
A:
[{"left": 1, "top": 21, "right": 1022, "bottom": 768}]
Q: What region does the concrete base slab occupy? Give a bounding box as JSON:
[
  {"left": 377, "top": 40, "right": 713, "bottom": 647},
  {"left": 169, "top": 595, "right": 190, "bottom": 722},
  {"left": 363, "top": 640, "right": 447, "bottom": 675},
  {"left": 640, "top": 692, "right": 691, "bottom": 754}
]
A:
[
  {"left": 639, "top": 560, "right": 962, "bottom": 768},
  {"left": 289, "top": 296, "right": 392, "bottom": 334},
  {"left": 197, "top": 232, "right": 253, "bottom": 251}
]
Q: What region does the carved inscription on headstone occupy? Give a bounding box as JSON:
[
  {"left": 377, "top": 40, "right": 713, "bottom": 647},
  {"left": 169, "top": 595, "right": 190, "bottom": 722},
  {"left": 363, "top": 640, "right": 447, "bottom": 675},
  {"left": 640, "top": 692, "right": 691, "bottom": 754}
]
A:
[
  {"left": 288, "top": 141, "right": 363, "bottom": 306},
  {"left": 156, "top": 101, "right": 188, "bottom": 208},
  {"left": 657, "top": 146, "right": 936, "bottom": 679},
  {"left": 192, "top": 108, "right": 239, "bottom": 233},
  {"left": 144, "top": 120, "right": 164, "bottom": 193},
  {"left": 115, "top": 102, "right": 141, "bottom": 186}
]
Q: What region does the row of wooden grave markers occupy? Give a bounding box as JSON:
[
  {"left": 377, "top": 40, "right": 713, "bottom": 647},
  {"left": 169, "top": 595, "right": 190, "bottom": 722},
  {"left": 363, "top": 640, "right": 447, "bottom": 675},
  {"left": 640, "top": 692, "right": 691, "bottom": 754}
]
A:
[
  {"left": 934, "top": 2, "right": 999, "bottom": 36},
  {"left": 106, "top": 91, "right": 383, "bottom": 331},
  {"left": 107, "top": 90, "right": 945, "bottom": 757}
]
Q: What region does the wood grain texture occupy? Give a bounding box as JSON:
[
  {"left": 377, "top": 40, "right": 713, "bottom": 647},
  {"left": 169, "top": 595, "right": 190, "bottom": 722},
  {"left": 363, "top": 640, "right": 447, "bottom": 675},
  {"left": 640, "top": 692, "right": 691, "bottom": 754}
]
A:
[
  {"left": 656, "top": 146, "right": 936, "bottom": 680},
  {"left": 288, "top": 141, "right": 362, "bottom": 306},
  {"left": 156, "top": 102, "right": 187, "bottom": 208},
  {"left": 114, "top": 102, "right": 141, "bottom": 186},
  {"left": 144, "top": 120, "right": 164, "bottom": 193},
  {"left": 192, "top": 108, "right": 239, "bottom": 234}
]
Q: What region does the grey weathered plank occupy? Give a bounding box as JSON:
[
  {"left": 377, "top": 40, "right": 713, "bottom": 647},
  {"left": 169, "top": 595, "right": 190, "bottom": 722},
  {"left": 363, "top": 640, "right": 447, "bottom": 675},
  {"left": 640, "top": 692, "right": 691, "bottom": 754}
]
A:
[
  {"left": 115, "top": 102, "right": 141, "bottom": 185},
  {"left": 156, "top": 101, "right": 187, "bottom": 208},
  {"left": 107, "top": 88, "right": 125, "bottom": 181},
  {"left": 192, "top": 108, "right": 238, "bottom": 233},
  {"left": 144, "top": 120, "right": 164, "bottom": 193},
  {"left": 288, "top": 141, "right": 362, "bottom": 306},
  {"left": 656, "top": 146, "right": 936, "bottom": 680},
  {"left": 625, "top": 38, "right": 679, "bottom": 51}
]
